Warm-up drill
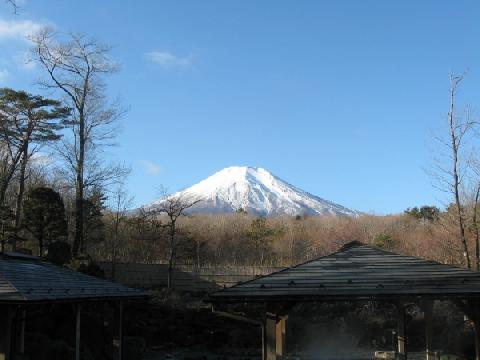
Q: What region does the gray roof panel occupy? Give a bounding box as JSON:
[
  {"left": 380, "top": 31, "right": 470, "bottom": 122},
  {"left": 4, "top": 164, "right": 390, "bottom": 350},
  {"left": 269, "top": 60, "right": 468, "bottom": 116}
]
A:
[
  {"left": 0, "top": 254, "right": 147, "bottom": 303},
  {"left": 210, "top": 243, "right": 480, "bottom": 302}
]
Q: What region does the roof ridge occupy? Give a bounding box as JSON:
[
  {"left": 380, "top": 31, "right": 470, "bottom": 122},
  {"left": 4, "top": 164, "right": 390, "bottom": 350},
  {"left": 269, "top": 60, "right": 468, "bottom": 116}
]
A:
[
  {"left": 212, "top": 241, "right": 367, "bottom": 293},
  {"left": 212, "top": 242, "right": 479, "bottom": 297}
]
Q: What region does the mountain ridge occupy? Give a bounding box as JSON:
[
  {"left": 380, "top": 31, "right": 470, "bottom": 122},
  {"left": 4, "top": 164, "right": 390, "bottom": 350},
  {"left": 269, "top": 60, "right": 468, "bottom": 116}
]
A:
[{"left": 145, "top": 166, "right": 360, "bottom": 217}]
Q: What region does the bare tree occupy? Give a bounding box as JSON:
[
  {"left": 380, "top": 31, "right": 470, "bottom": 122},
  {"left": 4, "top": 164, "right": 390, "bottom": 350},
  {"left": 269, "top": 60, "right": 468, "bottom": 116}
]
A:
[
  {"left": 5, "top": 0, "right": 18, "bottom": 13},
  {"left": 431, "top": 73, "right": 475, "bottom": 269},
  {"left": 154, "top": 194, "right": 200, "bottom": 289},
  {"left": 106, "top": 183, "right": 133, "bottom": 280},
  {"left": 31, "top": 30, "right": 126, "bottom": 256}
]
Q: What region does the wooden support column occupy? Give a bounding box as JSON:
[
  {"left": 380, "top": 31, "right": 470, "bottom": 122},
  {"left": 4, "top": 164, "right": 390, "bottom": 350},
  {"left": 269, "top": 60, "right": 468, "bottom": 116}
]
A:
[
  {"left": 264, "top": 312, "right": 276, "bottom": 360},
  {"left": 0, "top": 306, "right": 14, "bottom": 360},
  {"left": 75, "top": 304, "right": 81, "bottom": 360},
  {"left": 261, "top": 324, "right": 265, "bottom": 360},
  {"left": 397, "top": 302, "right": 407, "bottom": 360},
  {"left": 112, "top": 301, "right": 124, "bottom": 360},
  {"left": 423, "top": 301, "right": 434, "bottom": 360},
  {"left": 14, "top": 307, "right": 26, "bottom": 356},
  {"left": 264, "top": 306, "right": 287, "bottom": 360},
  {"left": 471, "top": 299, "right": 480, "bottom": 360},
  {"left": 275, "top": 317, "right": 286, "bottom": 360},
  {"left": 452, "top": 299, "right": 480, "bottom": 360}
]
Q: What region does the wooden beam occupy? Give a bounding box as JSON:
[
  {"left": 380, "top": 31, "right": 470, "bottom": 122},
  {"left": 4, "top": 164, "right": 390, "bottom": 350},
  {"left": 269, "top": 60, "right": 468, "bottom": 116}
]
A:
[
  {"left": 397, "top": 302, "right": 407, "bottom": 360},
  {"left": 112, "top": 301, "right": 124, "bottom": 360},
  {"left": 75, "top": 304, "right": 81, "bottom": 360},
  {"left": 423, "top": 301, "right": 434, "bottom": 360}
]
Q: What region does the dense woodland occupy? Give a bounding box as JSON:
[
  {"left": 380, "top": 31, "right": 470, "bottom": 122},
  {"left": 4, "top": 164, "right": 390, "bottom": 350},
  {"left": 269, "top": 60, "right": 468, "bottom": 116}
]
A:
[{"left": 0, "top": 22, "right": 480, "bottom": 282}]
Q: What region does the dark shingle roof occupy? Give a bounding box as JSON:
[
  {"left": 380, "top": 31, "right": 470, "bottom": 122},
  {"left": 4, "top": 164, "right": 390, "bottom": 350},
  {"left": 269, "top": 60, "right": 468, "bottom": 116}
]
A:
[
  {"left": 210, "top": 242, "right": 480, "bottom": 302},
  {"left": 0, "top": 254, "right": 147, "bottom": 303}
]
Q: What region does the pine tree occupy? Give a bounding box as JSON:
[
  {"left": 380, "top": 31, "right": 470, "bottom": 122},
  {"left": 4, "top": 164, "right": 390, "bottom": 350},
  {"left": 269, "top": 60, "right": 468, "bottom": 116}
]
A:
[
  {"left": 246, "top": 217, "right": 274, "bottom": 265},
  {"left": 23, "top": 187, "right": 68, "bottom": 256},
  {"left": 0, "top": 88, "right": 69, "bottom": 249}
]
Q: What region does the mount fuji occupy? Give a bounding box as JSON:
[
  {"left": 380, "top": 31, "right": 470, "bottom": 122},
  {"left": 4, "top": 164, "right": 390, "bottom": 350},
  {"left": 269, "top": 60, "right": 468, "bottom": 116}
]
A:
[{"left": 145, "top": 166, "right": 360, "bottom": 217}]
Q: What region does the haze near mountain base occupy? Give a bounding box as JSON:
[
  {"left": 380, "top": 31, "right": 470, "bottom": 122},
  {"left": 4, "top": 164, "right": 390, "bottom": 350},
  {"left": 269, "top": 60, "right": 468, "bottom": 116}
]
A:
[{"left": 146, "top": 166, "right": 360, "bottom": 217}]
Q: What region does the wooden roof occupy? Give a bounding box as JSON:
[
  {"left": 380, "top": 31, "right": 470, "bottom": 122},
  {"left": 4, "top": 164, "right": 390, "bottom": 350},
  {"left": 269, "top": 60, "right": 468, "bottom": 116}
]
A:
[
  {"left": 0, "top": 253, "right": 147, "bottom": 303},
  {"left": 210, "top": 242, "right": 480, "bottom": 302}
]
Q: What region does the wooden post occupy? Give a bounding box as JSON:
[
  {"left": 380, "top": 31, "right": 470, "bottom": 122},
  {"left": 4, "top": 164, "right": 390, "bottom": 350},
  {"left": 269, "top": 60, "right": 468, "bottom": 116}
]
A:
[
  {"left": 265, "top": 312, "right": 276, "bottom": 360},
  {"left": 453, "top": 299, "right": 480, "bottom": 360},
  {"left": 474, "top": 321, "right": 480, "bottom": 360},
  {"left": 0, "top": 306, "right": 14, "bottom": 360},
  {"left": 113, "top": 301, "right": 124, "bottom": 360},
  {"left": 423, "top": 301, "right": 434, "bottom": 360},
  {"left": 75, "top": 304, "right": 81, "bottom": 360},
  {"left": 397, "top": 302, "right": 407, "bottom": 360},
  {"left": 275, "top": 317, "right": 286, "bottom": 360},
  {"left": 15, "top": 308, "right": 25, "bottom": 356},
  {"left": 463, "top": 298, "right": 480, "bottom": 360},
  {"left": 264, "top": 307, "right": 287, "bottom": 360}
]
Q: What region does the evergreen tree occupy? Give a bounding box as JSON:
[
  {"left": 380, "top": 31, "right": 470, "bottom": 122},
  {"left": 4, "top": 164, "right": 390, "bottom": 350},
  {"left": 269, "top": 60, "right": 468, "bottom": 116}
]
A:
[
  {"left": 246, "top": 217, "right": 274, "bottom": 265},
  {"left": 0, "top": 88, "right": 69, "bottom": 249},
  {"left": 23, "top": 187, "right": 67, "bottom": 256},
  {"left": 82, "top": 190, "right": 106, "bottom": 253},
  {"left": 404, "top": 205, "right": 440, "bottom": 222}
]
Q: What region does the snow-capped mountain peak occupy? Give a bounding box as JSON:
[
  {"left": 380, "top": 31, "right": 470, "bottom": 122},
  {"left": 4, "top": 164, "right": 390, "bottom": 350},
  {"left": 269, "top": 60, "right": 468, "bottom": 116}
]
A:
[{"left": 146, "top": 166, "right": 360, "bottom": 217}]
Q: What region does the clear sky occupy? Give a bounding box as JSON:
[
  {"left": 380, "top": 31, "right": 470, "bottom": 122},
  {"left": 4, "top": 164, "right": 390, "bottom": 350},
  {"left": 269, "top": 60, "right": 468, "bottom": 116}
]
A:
[{"left": 1, "top": 1, "right": 479, "bottom": 214}]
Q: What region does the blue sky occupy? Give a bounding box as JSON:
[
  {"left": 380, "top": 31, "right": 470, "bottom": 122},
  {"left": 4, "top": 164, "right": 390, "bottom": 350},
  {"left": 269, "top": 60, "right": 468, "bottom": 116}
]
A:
[{"left": 1, "top": 1, "right": 479, "bottom": 214}]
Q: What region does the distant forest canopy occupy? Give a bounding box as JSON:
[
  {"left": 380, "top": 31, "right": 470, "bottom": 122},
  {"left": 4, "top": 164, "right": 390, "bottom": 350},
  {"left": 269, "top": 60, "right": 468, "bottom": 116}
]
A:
[{"left": 1, "top": 2, "right": 480, "bottom": 275}]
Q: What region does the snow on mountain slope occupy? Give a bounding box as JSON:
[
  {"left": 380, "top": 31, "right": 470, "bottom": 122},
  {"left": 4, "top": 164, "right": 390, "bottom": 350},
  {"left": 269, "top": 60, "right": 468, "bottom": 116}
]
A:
[{"left": 146, "top": 166, "right": 360, "bottom": 217}]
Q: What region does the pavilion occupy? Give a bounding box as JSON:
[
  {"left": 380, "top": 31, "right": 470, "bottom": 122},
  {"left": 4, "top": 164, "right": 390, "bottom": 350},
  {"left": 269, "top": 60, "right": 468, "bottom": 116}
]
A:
[
  {"left": 210, "top": 241, "right": 480, "bottom": 360},
  {"left": 0, "top": 252, "right": 147, "bottom": 360}
]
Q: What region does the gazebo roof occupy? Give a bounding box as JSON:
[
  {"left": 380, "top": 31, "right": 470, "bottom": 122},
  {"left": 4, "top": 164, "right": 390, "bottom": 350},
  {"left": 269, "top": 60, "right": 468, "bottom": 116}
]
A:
[
  {"left": 211, "top": 242, "right": 480, "bottom": 302},
  {"left": 0, "top": 253, "right": 147, "bottom": 303}
]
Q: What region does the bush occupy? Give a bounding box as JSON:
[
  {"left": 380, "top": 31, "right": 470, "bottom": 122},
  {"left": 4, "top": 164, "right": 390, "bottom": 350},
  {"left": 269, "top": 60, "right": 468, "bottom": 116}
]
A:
[{"left": 46, "top": 241, "right": 72, "bottom": 265}]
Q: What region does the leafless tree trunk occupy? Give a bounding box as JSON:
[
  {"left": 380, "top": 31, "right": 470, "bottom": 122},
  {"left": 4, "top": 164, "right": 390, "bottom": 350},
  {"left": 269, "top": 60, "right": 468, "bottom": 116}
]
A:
[
  {"left": 13, "top": 143, "right": 29, "bottom": 248},
  {"left": 154, "top": 194, "right": 200, "bottom": 289},
  {"left": 448, "top": 74, "right": 471, "bottom": 269},
  {"left": 109, "top": 184, "right": 132, "bottom": 280},
  {"left": 473, "top": 183, "right": 480, "bottom": 271},
  {"left": 32, "top": 30, "right": 124, "bottom": 257}
]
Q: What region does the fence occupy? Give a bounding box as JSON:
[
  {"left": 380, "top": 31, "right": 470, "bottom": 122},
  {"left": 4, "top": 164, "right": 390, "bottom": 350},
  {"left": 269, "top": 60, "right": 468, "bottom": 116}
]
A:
[{"left": 98, "top": 262, "right": 286, "bottom": 291}]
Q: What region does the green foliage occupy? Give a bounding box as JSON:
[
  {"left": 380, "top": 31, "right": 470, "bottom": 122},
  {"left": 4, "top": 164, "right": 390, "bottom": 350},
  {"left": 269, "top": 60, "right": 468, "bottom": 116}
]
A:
[
  {"left": 404, "top": 205, "right": 440, "bottom": 222},
  {"left": 23, "top": 187, "right": 67, "bottom": 256},
  {"left": 0, "top": 87, "right": 69, "bottom": 143},
  {"left": 0, "top": 205, "right": 14, "bottom": 251},
  {"left": 373, "top": 233, "right": 395, "bottom": 250},
  {"left": 83, "top": 190, "right": 106, "bottom": 249},
  {"left": 246, "top": 217, "right": 274, "bottom": 242},
  {"left": 245, "top": 217, "right": 274, "bottom": 265},
  {"left": 46, "top": 241, "right": 72, "bottom": 266}
]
